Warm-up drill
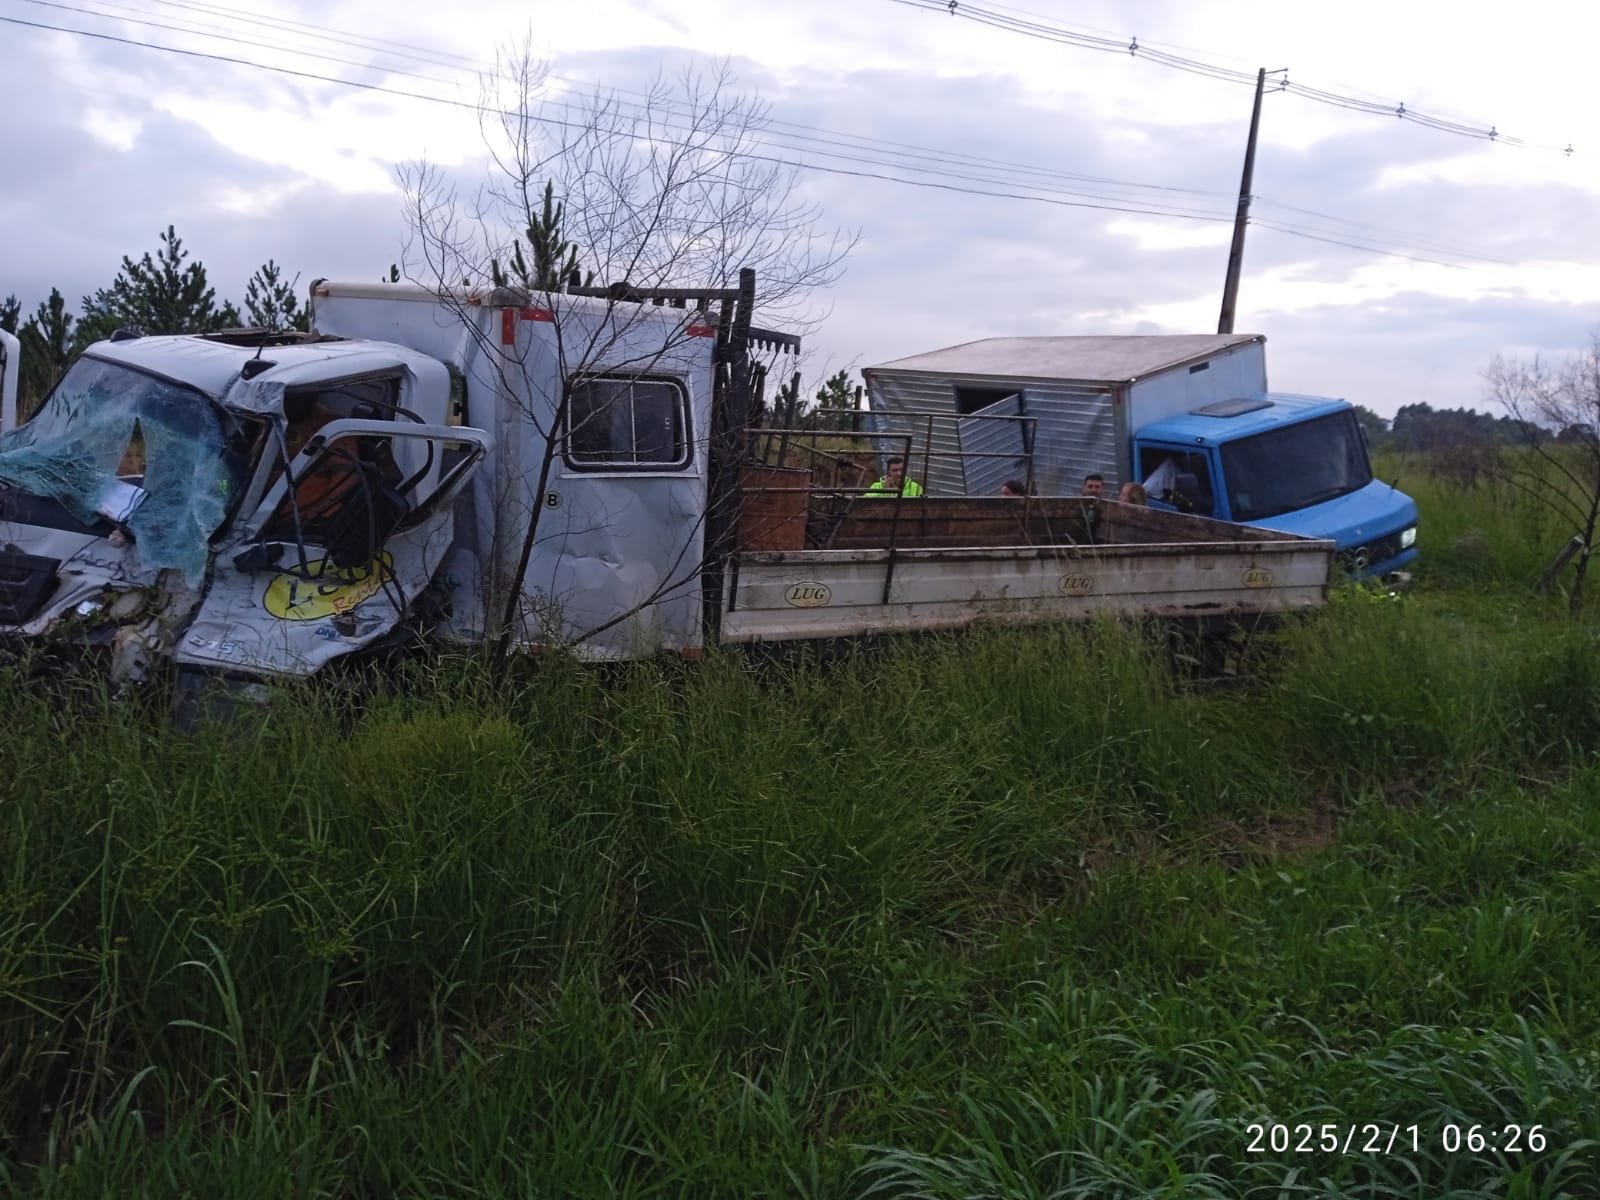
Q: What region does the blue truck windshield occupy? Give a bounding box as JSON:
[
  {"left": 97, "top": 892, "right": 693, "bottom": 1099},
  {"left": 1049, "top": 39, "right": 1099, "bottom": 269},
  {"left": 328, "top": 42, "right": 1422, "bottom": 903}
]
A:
[{"left": 1221, "top": 410, "right": 1373, "bottom": 522}]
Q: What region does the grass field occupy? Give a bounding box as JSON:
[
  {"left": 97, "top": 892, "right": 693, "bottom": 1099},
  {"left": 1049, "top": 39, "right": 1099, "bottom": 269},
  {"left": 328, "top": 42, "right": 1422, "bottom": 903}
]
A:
[{"left": 2, "top": 454, "right": 1599, "bottom": 1197}]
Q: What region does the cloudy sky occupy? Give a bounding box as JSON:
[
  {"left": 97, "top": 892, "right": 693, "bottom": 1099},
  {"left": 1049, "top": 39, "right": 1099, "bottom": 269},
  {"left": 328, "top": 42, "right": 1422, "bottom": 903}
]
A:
[{"left": 2, "top": 0, "right": 1597, "bottom": 418}]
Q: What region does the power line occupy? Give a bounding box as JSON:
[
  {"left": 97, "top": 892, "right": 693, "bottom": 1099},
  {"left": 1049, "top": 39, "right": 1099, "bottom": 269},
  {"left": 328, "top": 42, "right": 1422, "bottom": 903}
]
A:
[
  {"left": 1251, "top": 198, "right": 1513, "bottom": 267},
  {"left": 0, "top": 13, "right": 1234, "bottom": 223},
  {"left": 12, "top": 2, "right": 1238, "bottom": 219},
  {"left": 1249, "top": 220, "right": 1472, "bottom": 269},
  {"left": 890, "top": 0, "right": 1576, "bottom": 154},
  {"left": 28, "top": 0, "right": 1239, "bottom": 211},
  {"left": 140, "top": 0, "right": 487, "bottom": 71},
  {"left": 61, "top": 0, "right": 1523, "bottom": 259},
  {"left": 1, "top": 11, "right": 1515, "bottom": 269},
  {"left": 23, "top": 0, "right": 462, "bottom": 86}
]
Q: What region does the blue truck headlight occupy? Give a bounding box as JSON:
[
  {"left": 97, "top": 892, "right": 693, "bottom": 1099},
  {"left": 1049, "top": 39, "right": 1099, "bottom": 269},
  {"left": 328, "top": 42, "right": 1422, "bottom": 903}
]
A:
[{"left": 1399, "top": 526, "right": 1417, "bottom": 549}]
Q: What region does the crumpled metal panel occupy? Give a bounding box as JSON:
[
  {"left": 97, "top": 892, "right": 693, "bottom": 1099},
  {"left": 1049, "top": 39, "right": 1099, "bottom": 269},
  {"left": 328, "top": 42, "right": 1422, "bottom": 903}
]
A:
[
  {"left": 528, "top": 473, "right": 707, "bottom": 657},
  {"left": 175, "top": 508, "right": 456, "bottom": 677},
  {"left": 1020, "top": 383, "right": 1124, "bottom": 495},
  {"left": 958, "top": 394, "right": 1028, "bottom": 496},
  {"left": 311, "top": 287, "right": 719, "bottom": 657}
]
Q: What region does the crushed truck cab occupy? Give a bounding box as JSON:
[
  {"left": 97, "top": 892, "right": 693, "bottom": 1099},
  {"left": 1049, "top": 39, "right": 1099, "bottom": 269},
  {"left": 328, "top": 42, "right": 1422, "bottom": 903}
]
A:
[{"left": 0, "top": 331, "right": 487, "bottom": 682}]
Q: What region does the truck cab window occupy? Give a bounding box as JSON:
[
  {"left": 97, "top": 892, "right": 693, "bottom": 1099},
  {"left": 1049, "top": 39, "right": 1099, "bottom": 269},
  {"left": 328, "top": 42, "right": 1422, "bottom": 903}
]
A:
[
  {"left": 1138, "top": 448, "right": 1215, "bottom": 515},
  {"left": 254, "top": 376, "right": 415, "bottom": 566},
  {"left": 261, "top": 433, "right": 408, "bottom": 567},
  {"left": 1221, "top": 411, "right": 1372, "bottom": 522},
  {"left": 258, "top": 377, "right": 404, "bottom": 491},
  {"left": 566, "top": 377, "right": 690, "bottom": 470}
]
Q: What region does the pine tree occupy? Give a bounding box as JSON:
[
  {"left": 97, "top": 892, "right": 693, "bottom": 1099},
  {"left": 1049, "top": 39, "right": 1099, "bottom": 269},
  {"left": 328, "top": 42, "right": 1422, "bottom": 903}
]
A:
[
  {"left": 17, "top": 288, "right": 78, "bottom": 411},
  {"left": 80, "top": 225, "right": 241, "bottom": 338},
  {"left": 490, "top": 182, "right": 594, "bottom": 292},
  {"left": 0, "top": 295, "right": 19, "bottom": 335},
  {"left": 243, "top": 259, "right": 309, "bottom": 332}
]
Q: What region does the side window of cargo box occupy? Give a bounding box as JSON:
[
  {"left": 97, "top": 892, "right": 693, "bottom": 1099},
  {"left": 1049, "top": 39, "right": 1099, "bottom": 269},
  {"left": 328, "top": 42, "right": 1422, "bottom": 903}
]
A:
[{"left": 564, "top": 376, "right": 691, "bottom": 471}]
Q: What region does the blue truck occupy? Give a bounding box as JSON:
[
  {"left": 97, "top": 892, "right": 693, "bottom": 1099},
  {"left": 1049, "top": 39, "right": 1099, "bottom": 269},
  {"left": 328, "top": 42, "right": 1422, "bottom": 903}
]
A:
[{"left": 862, "top": 333, "right": 1417, "bottom": 579}]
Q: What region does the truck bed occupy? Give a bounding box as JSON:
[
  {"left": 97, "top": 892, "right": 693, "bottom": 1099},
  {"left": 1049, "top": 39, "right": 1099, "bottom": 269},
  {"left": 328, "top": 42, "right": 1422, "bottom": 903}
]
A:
[{"left": 721, "top": 492, "right": 1332, "bottom": 643}]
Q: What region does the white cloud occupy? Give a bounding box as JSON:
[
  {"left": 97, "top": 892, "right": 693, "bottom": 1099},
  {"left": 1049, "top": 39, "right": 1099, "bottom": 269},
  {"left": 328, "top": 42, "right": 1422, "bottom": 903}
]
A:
[{"left": 1, "top": 0, "right": 1597, "bottom": 420}]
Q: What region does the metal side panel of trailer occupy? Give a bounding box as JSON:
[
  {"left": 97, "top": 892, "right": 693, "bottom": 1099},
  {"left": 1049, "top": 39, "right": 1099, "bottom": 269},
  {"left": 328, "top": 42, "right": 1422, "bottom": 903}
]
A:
[{"left": 718, "top": 538, "right": 1332, "bottom": 643}]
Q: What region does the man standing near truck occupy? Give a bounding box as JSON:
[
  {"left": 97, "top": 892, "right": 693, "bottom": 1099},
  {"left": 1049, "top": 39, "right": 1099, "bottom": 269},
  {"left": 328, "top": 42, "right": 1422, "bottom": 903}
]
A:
[
  {"left": 1081, "top": 473, "right": 1105, "bottom": 498},
  {"left": 864, "top": 456, "right": 924, "bottom": 498}
]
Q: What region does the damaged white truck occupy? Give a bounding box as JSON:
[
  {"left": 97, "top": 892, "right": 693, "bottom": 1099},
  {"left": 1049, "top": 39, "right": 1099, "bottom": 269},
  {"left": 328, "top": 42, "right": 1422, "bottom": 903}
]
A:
[{"left": 0, "top": 271, "right": 1335, "bottom": 689}]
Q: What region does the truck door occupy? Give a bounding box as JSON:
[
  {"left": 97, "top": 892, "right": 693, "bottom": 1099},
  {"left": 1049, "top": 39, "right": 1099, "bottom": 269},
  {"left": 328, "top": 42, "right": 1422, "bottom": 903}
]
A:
[
  {"left": 175, "top": 415, "right": 489, "bottom": 677},
  {"left": 1136, "top": 443, "right": 1222, "bottom": 518},
  {"left": 528, "top": 369, "right": 709, "bottom": 657},
  {"left": 957, "top": 392, "right": 1028, "bottom": 495}
]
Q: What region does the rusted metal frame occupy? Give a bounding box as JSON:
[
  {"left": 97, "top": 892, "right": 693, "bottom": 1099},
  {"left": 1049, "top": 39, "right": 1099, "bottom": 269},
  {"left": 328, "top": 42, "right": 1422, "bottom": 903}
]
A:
[
  {"left": 919, "top": 413, "right": 935, "bottom": 508},
  {"left": 874, "top": 406, "right": 1040, "bottom": 494},
  {"left": 882, "top": 432, "right": 914, "bottom": 605},
  {"left": 701, "top": 269, "right": 757, "bottom": 645},
  {"left": 1019, "top": 412, "right": 1038, "bottom": 496},
  {"left": 727, "top": 546, "right": 743, "bottom": 613},
  {"left": 776, "top": 369, "right": 802, "bottom": 470},
  {"left": 1017, "top": 411, "right": 1040, "bottom": 528},
  {"left": 534, "top": 282, "right": 800, "bottom": 350},
  {"left": 749, "top": 327, "right": 804, "bottom": 353},
  {"left": 565, "top": 283, "right": 741, "bottom": 304}
]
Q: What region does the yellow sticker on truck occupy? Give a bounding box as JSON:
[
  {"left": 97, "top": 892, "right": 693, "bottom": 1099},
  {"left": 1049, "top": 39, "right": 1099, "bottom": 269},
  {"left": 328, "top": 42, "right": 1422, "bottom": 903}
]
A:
[{"left": 264, "top": 553, "right": 393, "bottom": 620}]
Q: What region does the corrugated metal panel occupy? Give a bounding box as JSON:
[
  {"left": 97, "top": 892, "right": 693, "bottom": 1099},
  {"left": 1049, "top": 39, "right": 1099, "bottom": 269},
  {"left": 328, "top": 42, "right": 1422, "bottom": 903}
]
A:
[
  {"left": 867, "top": 372, "right": 1126, "bottom": 497},
  {"left": 959, "top": 394, "right": 1027, "bottom": 496},
  {"left": 863, "top": 374, "right": 967, "bottom": 496},
  {"left": 1020, "top": 383, "right": 1122, "bottom": 495}
]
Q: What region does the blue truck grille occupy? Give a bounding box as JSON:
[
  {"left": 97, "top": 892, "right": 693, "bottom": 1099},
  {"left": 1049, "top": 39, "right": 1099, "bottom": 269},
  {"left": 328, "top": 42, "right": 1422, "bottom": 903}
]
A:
[{"left": 1335, "top": 532, "right": 1403, "bottom": 576}]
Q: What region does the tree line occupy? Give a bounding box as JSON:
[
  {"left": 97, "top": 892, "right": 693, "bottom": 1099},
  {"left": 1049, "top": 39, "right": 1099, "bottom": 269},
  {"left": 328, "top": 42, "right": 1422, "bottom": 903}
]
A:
[
  {"left": 1351, "top": 399, "right": 1600, "bottom": 452},
  {"left": 1, "top": 225, "right": 310, "bottom": 413}
]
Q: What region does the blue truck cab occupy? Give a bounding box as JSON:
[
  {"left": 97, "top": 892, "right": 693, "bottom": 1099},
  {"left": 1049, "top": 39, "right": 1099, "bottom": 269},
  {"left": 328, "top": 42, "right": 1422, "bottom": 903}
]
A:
[
  {"left": 1135, "top": 393, "right": 1417, "bottom": 578},
  {"left": 863, "top": 333, "right": 1417, "bottom": 581}
]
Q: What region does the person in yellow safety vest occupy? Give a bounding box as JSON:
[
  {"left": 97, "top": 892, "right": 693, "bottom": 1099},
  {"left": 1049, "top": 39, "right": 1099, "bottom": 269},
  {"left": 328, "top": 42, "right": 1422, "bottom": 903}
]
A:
[{"left": 863, "top": 455, "right": 924, "bottom": 498}]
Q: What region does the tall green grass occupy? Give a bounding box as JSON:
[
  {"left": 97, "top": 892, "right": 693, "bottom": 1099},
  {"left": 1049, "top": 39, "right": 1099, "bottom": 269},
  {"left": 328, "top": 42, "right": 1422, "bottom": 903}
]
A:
[
  {"left": 4, "top": 462, "right": 1600, "bottom": 1196},
  {"left": 1380, "top": 445, "right": 1593, "bottom": 600}
]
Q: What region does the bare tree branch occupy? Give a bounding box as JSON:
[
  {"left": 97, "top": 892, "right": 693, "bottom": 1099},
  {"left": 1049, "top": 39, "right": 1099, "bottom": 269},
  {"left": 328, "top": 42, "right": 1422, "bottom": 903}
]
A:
[
  {"left": 398, "top": 45, "right": 850, "bottom": 657},
  {"left": 1483, "top": 334, "right": 1600, "bottom": 613}
]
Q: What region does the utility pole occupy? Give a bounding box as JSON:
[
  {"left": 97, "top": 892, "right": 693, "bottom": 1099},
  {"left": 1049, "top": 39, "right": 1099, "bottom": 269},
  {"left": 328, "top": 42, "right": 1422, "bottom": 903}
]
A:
[{"left": 1218, "top": 67, "right": 1268, "bottom": 335}]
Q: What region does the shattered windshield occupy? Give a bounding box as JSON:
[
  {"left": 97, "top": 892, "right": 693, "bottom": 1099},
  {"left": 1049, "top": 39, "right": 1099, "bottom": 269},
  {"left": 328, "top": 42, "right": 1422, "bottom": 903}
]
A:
[
  {"left": 1221, "top": 410, "right": 1373, "bottom": 523},
  {"left": 0, "top": 356, "right": 248, "bottom": 584}
]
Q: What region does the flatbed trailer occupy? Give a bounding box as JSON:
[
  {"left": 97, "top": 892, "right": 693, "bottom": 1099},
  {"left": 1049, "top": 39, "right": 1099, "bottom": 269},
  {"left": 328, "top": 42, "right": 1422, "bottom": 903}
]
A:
[{"left": 721, "top": 474, "right": 1332, "bottom": 644}]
